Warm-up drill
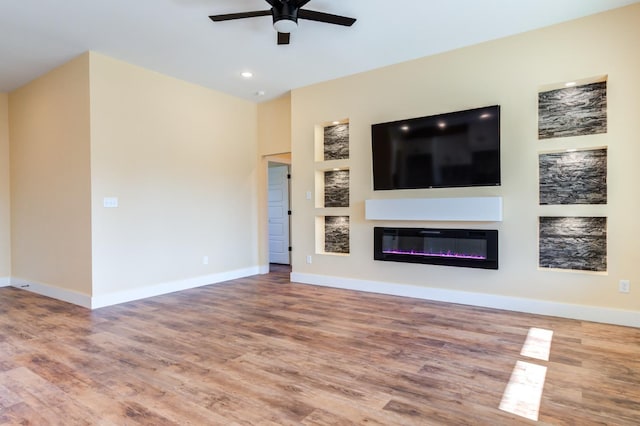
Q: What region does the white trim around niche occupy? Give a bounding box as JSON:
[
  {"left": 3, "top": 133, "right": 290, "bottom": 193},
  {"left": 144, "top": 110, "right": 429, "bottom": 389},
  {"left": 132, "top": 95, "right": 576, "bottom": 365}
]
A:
[
  {"left": 365, "top": 197, "right": 503, "bottom": 222},
  {"left": 290, "top": 272, "right": 640, "bottom": 328}
]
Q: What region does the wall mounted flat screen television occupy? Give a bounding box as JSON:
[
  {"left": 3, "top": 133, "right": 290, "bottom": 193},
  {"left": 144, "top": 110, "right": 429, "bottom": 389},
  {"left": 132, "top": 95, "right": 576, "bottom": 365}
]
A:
[{"left": 371, "top": 105, "right": 501, "bottom": 190}]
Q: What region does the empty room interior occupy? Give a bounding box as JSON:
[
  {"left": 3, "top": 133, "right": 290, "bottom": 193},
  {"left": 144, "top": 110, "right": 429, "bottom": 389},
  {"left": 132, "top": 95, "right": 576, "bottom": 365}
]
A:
[{"left": 1, "top": 1, "right": 639, "bottom": 424}]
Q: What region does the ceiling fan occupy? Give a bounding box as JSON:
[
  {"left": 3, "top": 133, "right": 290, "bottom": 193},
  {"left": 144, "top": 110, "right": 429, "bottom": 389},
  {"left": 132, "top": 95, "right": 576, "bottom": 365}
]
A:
[{"left": 209, "top": 0, "right": 356, "bottom": 45}]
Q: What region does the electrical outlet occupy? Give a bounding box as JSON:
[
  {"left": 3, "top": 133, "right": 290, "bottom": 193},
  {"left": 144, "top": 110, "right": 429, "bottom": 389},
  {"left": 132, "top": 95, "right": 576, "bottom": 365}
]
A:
[
  {"left": 103, "top": 197, "right": 118, "bottom": 208},
  {"left": 306, "top": 255, "right": 312, "bottom": 264},
  {"left": 202, "top": 256, "right": 209, "bottom": 265},
  {"left": 619, "top": 280, "right": 630, "bottom": 293}
]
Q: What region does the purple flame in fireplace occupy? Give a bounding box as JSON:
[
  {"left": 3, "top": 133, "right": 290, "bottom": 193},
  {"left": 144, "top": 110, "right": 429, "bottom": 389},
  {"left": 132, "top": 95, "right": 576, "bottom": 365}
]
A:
[{"left": 382, "top": 249, "right": 487, "bottom": 260}]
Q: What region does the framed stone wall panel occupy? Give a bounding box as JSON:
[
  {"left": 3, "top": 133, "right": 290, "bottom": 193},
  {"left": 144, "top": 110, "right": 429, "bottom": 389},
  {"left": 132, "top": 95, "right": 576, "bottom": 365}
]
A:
[
  {"left": 538, "top": 81, "right": 607, "bottom": 139},
  {"left": 325, "top": 216, "right": 349, "bottom": 254},
  {"left": 324, "top": 170, "right": 349, "bottom": 207},
  {"left": 539, "top": 148, "right": 607, "bottom": 205},
  {"left": 539, "top": 216, "right": 606, "bottom": 272},
  {"left": 324, "top": 123, "right": 349, "bottom": 160}
]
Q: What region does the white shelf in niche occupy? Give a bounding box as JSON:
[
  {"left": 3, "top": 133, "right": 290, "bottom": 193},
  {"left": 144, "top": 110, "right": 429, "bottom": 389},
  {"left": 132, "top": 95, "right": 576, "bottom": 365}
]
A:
[
  {"left": 315, "top": 159, "right": 349, "bottom": 170},
  {"left": 365, "top": 197, "right": 503, "bottom": 222}
]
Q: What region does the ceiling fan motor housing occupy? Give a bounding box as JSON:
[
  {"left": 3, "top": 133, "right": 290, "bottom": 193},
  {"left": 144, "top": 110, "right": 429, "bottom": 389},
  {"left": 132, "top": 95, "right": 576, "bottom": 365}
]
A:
[{"left": 272, "top": 3, "right": 299, "bottom": 33}]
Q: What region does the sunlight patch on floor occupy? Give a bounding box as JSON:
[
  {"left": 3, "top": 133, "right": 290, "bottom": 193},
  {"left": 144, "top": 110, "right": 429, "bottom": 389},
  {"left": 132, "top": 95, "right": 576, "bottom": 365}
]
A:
[
  {"left": 520, "top": 327, "right": 554, "bottom": 361},
  {"left": 499, "top": 327, "right": 553, "bottom": 421},
  {"left": 499, "top": 361, "right": 548, "bottom": 421}
]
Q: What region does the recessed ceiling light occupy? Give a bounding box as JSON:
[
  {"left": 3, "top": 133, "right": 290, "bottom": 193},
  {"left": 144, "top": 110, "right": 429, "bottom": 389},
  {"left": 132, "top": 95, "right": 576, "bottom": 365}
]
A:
[
  {"left": 255, "top": 90, "right": 266, "bottom": 97},
  {"left": 566, "top": 148, "right": 577, "bottom": 152},
  {"left": 565, "top": 81, "right": 577, "bottom": 87},
  {"left": 400, "top": 125, "right": 409, "bottom": 131},
  {"left": 332, "top": 121, "right": 340, "bottom": 125},
  {"left": 438, "top": 121, "right": 446, "bottom": 128},
  {"left": 241, "top": 71, "right": 253, "bottom": 78}
]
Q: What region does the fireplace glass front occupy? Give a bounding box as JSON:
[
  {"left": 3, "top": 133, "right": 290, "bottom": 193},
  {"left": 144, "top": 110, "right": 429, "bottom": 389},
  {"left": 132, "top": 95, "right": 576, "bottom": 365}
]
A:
[{"left": 374, "top": 227, "right": 498, "bottom": 269}]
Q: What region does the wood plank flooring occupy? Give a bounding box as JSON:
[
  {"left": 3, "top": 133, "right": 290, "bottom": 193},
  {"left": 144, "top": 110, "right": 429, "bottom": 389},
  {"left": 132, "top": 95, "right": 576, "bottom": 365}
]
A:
[{"left": 1, "top": 265, "right": 639, "bottom": 425}]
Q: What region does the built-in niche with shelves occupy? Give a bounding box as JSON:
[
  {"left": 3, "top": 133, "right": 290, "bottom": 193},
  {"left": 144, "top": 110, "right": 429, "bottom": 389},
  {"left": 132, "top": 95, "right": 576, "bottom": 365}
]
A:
[
  {"left": 313, "top": 120, "right": 350, "bottom": 255},
  {"left": 537, "top": 76, "right": 608, "bottom": 273}
]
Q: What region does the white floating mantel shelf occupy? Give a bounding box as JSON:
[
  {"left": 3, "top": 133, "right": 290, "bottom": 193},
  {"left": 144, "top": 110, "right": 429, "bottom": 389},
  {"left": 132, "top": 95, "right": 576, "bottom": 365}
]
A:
[{"left": 365, "top": 197, "right": 503, "bottom": 222}]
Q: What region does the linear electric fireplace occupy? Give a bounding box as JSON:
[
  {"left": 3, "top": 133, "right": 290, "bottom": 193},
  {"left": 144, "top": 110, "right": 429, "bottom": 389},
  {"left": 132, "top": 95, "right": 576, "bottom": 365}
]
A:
[{"left": 374, "top": 227, "right": 498, "bottom": 269}]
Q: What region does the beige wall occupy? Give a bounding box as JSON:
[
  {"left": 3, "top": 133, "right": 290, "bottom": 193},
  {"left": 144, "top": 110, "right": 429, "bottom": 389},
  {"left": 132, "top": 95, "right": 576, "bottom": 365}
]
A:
[
  {"left": 9, "top": 53, "right": 92, "bottom": 294},
  {"left": 291, "top": 4, "right": 640, "bottom": 312},
  {"left": 0, "top": 93, "right": 10, "bottom": 279},
  {"left": 258, "top": 93, "right": 291, "bottom": 157},
  {"left": 89, "top": 52, "right": 259, "bottom": 295}
]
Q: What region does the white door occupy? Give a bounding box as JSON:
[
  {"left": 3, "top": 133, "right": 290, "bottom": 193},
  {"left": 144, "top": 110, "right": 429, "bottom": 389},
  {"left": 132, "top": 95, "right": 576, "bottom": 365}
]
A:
[{"left": 268, "top": 164, "right": 290, "bottom": 264}]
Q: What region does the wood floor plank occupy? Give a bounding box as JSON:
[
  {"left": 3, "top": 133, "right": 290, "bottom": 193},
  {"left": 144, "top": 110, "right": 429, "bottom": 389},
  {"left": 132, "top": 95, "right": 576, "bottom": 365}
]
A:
[
  {"left": 0, "top": 401, "right": 52, "bottom": 425},
  {"left": 1, "top": 265, "right": 639, "bottom": 424}
]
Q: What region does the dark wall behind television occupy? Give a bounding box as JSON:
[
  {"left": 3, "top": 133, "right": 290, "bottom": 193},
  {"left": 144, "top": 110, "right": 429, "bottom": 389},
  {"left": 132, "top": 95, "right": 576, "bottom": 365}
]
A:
[{"left": 371, "top": 105, "right": 501, "bottom": 190}]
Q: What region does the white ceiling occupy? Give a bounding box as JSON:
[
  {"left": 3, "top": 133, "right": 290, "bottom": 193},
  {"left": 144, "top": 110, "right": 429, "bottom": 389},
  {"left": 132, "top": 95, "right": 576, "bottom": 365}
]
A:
[{"left": 1, "top": 0, "right": 638, "bottom": 102}]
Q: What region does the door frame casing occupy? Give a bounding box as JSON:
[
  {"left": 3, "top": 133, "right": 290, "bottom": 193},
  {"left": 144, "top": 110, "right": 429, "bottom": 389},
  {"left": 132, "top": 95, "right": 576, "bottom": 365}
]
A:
[{"left": 260, "top": 153, "right": 292, "bottom": 273}]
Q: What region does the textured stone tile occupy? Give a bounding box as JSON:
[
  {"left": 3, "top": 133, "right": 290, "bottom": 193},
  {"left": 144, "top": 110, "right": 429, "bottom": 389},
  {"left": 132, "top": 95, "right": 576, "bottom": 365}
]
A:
[
  {"left": 538, "top": 81, "right": 607, "bottom": 139},
  {"left": 325, "top": 216, "right": 349, "bottom": 254},
  {"left": 324, "top": 124, "right": 349, "bottom": 160},
  {"left": 539, "top": 217, "right": 606, "bottom": 272},
  {"left": 539, "top": 148, "right": 607, "bottom": 205},
  {"left": 324, "top": 170, "right": 349, "bottom": 207}
]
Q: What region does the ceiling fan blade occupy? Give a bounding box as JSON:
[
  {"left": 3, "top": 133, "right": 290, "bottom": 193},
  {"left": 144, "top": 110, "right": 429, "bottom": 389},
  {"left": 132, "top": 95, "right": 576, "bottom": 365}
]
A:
[
  {"left": 209, "top": 10, "right": 271, "bottom": 22},
  {"left": 277, "top": 32, "right": 290, "bottom": 45},
  {"left": 298, "top": 9, "right": 356, "bottom": 26}
]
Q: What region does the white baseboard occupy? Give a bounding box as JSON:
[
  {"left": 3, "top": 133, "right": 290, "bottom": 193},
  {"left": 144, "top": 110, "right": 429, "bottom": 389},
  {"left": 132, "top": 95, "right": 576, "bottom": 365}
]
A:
[
  {"left": 9, "top": 267, "right": 260, "bottom": 310},
  {"left": 259, "top": 264, "right": 270, "bottom": 274},
  {"left": 91, "top": 266, "right": 261, "bottom": 309},
  {"left": 290, "top": 272, "right": 640, "bottom": 328},
  {"left": 11, "top": 277, "right": 92, "bottom": 308},
  {"left": 0, "top": 277, "right": 10, "bottom": 287}
]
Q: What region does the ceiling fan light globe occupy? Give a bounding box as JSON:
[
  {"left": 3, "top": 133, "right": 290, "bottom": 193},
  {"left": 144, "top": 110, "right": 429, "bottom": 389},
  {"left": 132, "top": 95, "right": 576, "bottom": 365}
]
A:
[{"left": 273, "top": 19, "right": 298, "bottom": 33}]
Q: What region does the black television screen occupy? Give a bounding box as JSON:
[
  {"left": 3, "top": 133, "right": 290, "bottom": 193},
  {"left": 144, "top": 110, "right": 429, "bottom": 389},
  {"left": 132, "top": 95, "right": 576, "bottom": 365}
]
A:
[{"left": 371, "top": 105, "right": 501, "bottom": 190}]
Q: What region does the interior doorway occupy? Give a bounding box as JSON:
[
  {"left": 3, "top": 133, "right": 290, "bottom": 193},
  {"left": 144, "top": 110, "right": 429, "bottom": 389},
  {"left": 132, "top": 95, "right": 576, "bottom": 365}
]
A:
[{"left": 268, "top": 162, "right": 291, "bottom": 265}]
